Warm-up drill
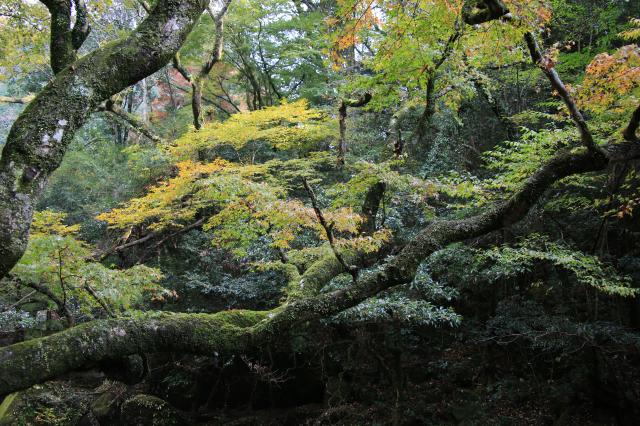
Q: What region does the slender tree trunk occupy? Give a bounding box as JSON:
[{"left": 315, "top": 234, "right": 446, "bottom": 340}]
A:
[
  {"left": 337, "top": 101, "right": 348, "bottom": 167},
  {"left": 192, "top": 79, "right": 204, "bottom": 130}
]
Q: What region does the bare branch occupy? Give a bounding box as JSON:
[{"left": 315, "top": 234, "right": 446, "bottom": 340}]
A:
[
  {"left": 98, "top": 98, "right": 163, "bottom": 144},
  {"left": 11, "top": 276, "right": 75, "bottom": 327},
  {"left": 83, "top": 282, "right": 116, "bottom": 318},
  {"left": 524, "top": 32, "right": 603, "bottom": 155},
  {"left": 95, "top": 217, "right": 207, "bottom": 261},
  {"left": 137, "top": 0, "right": 151, "bottom": 13},
  {"left": 172, "top": 53, "right": 193, "bottom": 83},
  {"left": 302, "top": 178, "right": 358, "bottom": 282}
]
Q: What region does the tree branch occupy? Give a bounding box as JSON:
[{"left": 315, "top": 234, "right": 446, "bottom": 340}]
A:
[
  {"left": 337, "top": 93, "right": 372, "bottom": 166},
  {"left": 98, "top": 98, "right": 163, "bottom": 144},
  {"left": 95, "top": 217, "right": 207, "bottom": 261},
  {"left": 524, "top": 32, "right": 602, "bottom": 155},
  {"left": 0, "top": 95, "right": 35, "bottom": 104},
  {"left": 462, "top": 0, "right": 510, "bottom": 25},
  {"left": 11, "top": 276, "right": 75, "bottom": 327},
  {"left": 173, "top": 0, "right": 232, "bottom": 130},
  {"left": 172, "top": 52, "right": 193, "bottom": 83},
  {"left": 83, "top": 282, "right": 116, "bottom": 318},
  {"left": 202, "top": 0, "right": 232, "bottom": 76},
  {"left": 40, "top": 0, "right": 76, "bottom": 73},
  {"left": 302, "top": 178, "right": 358, "bottom": 281},
  {"left": 71, "top": 0, "right": 91, "bottom": 50}
]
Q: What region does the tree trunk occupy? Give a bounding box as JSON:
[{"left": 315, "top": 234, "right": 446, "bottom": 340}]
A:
[
  {"left": 0, "top": 0, "right": 209, "bottom": 280},
  {"left": 337, "top": 101, "right": 348, "bottom": 167},
  {"left": 192, "top": 79, "right": 204, "bottom": 130}
]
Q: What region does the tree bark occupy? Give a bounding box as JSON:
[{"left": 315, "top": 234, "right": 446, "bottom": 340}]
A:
[
  {"left": 623, "top": 104, "right": 640, "bottom": 142},
  {"left": 360, "top": 181, "right": 386, "bottom": 235},
  {"left": 0, "top": 0, "right": 209, "bottom": 281}
]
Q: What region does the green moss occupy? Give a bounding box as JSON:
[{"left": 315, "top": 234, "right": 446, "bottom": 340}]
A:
[{"left": 212, "top": 309, "right": 270, "bottom": 328}]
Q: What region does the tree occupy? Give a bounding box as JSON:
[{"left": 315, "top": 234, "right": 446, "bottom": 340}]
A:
[
  {"left": 0, "top": 0, "right": 210, "bottom": 280},
  {"left": 1, "top": 0, "right": 640, "bottom": 397},
  {"left": 172, "top": 0, "right": 233, "bottom": 130}
]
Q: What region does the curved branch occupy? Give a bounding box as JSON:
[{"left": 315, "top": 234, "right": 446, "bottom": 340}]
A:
[
  {"left": 0, "top": 311, "right": 261, "bottom": 394},
  {"left": 524, "top": 32, "right": 602, "bottom": 155}
]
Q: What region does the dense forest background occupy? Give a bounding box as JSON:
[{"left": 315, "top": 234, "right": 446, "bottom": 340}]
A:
[{"left": 1, "top": 0, "right": 640, "bottom": 424}]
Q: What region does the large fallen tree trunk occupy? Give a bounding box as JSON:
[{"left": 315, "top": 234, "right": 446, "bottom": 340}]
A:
[{"left": 2, "top": 139, "right": 639, "bottom": 395}]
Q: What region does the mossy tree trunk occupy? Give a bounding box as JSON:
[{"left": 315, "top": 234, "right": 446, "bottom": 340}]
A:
[{"left": 0, "top": 0, "right": 209, "bottom": 280}]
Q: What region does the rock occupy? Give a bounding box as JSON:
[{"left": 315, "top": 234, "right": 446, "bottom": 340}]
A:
[
  {"left": 120, "top": 394, "right": 189, "bottom": 426},
  {"left": 90, "top": 381, "right": 128, "bottom": 422}
]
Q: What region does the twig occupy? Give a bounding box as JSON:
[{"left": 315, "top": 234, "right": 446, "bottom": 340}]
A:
[
  {"left": 4, "top": 290, "right": 37, "bottom": 311},
  {"left": 83, "top": 282, "right": 116, "bottom": 318}
]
